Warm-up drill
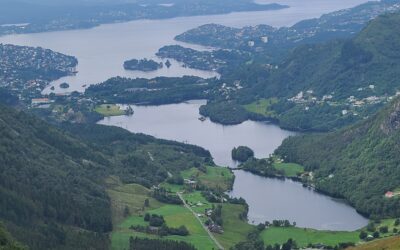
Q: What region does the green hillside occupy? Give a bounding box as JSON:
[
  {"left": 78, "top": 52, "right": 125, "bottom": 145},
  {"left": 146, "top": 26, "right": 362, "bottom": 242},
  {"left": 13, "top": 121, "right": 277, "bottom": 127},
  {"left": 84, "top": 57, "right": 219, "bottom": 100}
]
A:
[
  {"left": 276, "top": 97, "right": 400, "bottom": 218},
  {"left": 0, "top": 105, "right": 212, "bottom": 249},
  {"left": 207, "top": 12, "right": 400, "bottom": 131},
  {"left": 264, "top": 12, "right": 400, "bottom": 131}
]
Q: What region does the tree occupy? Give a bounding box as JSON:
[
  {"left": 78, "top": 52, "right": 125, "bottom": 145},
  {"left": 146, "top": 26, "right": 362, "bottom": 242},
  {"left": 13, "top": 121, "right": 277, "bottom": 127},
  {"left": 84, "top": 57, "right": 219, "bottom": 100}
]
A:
[
  {"left": 366, "top": 222, "right": 376, "bottom": 232},
  {"left": 144, "top": 213, "right": 150, "bottom": 222},
  {"left": 373, "top": 231, "right": 380, "bottom": 238},
  {"left": 359, "top": 231, "right": 367, "bottom": 240},
  {"left": 395, "top": 218, "right": 400, "bottom": 226},
  {"left": 231, "top": 146, "right": 254, "bottom": 162},
  {"left": 123, "top": 206, "right": 130, "bottom": 217},
  {"left": 256, "top": 223, "right": 266, "bottom": 231},
  {"left": 379, "top": 226, "right": 388, "bottom": 234},
  {"left": 144, "top": 199, "right": 150, "bottom": 207}
]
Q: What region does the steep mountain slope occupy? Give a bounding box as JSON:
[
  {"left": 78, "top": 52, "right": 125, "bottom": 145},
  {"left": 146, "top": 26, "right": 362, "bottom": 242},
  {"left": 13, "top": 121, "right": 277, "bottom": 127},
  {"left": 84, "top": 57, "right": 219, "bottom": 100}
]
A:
[
  {"left": 0, "top": 223, "right": 25, "bottom": 250},
  {"left": 265, "top": 12, "right": 400, "bottom": 99},
  {"left": 262, "top": 12, "right": 400, "bottom": 131},
  {"left": 0, "top": 105, "right": 211, "bottom": 249},
  {"left": 0, "top": 105, "right": 112, "bottom": 249},
  {"left": 276, "top": 97, "right": 400, "bottom": 218},
  {"left": 195, "top": 12, "right": 400, "bottom": 131}
]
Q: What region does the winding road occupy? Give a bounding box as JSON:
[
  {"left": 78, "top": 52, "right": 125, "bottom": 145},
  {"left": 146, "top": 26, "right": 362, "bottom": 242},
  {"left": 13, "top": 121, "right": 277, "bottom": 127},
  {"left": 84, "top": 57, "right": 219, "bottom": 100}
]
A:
[{"left": 177, "top": 192, "right": 224, "bottom": 250}]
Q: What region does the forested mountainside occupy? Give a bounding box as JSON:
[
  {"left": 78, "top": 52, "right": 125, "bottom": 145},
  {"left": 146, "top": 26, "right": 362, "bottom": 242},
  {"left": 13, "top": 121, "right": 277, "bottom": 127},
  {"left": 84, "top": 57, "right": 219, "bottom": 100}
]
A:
[
  {"left": 201, "top": 12, "right": 400, "bottom": 131},
  {"left": 276, "top": 97, "right": 400, "bottom": 218},
  {"left": 0, "top": 104, "right": 211, "bottom": 249},
  {"left": 0, "top": 223, "right": 25, "bottom": 250}
]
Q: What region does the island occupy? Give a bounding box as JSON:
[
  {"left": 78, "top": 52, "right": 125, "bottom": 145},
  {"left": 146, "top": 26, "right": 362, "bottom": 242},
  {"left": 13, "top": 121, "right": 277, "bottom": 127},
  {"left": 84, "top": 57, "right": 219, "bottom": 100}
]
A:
[
  {"left": 123, "top": 58, "right": 163, "bottom": 72},
  {"left": 59, "top": 82, "right": 70, "bottom": 89},
  {"left": 231, "top": 146, "right": 254, "bottom": 162}
]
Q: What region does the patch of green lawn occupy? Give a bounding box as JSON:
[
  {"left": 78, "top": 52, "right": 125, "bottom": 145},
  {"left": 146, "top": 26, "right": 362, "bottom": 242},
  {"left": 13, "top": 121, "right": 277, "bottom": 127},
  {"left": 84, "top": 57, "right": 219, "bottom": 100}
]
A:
[
  {"left": 370, "top": 219, "right": 399, "bottom": 237},
  {"left": 95, "top": 104, "right": 125, "bottom": 116},
  {"left": 273, "top": 163, "right": 304, "bottom": 177},
  {"left": 112, "top": 204, "right": 217, "bottom": 250},
  {"left": 261, "top": 227, "right": 359, "bottom": 247},
  {"left": 106, "top": 177, "right": 162, "bottom": 225},
  {"left": 244, "top": 98, "right": 278, "bottom": 117},
  {"left": 214, "top": 203, "right": 255, "bottom": 249},
  {"left": 181, "top": 166, "right": 234, "bottom": 190},
  {"left": 160, "top": 182, "right": 184, "bottom": 193},
  {"left": 183, "top": 191, "right": 212, "bottom": 215}
]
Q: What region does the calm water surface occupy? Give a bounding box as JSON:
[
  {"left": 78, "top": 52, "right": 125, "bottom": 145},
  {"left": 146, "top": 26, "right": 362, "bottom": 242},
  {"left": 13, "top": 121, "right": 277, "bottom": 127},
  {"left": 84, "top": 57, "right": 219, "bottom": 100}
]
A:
[
  {"left": 0, "top": 0, "right": 371, "bottom": 231},
  {"left": 99, "top": 100, "right": 295, "bottom": 167},
  {"left": 0, "top": 0, "right": 368, "bottom": 93},
  {"left": 230, "top": 170, "right": 368, "bottom": 231},
  {"left": 98, "top": 100, "right": 369, "bottom": 231}
]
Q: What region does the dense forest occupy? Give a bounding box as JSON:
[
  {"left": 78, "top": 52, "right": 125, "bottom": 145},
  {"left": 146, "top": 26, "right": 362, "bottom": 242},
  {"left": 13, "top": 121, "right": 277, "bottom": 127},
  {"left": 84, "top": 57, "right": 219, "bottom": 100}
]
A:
[
  {"left": 128, "top": 237, "right": 196, "bottom": 250},
  {"left": 85, "top": 76, "right": 217, "bottom": 105},
  {"left": 123, "top": 58, "right": 163, "bottom": 72},
  {"left": 276, "top": 97, "right": 400, "bottom": 218},
  {"left": 0, "top": 104, "right": 213, "bottom": 249},
  {"left": 231, "top": 146, "right": 254, "bottom": 162}
]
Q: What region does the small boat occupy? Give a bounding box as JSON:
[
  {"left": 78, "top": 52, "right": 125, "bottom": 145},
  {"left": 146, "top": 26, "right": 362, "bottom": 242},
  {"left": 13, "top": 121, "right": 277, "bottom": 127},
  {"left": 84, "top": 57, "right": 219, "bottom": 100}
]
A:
[{"left": 198, "top": 116, "right": 206, "bottom": 122}]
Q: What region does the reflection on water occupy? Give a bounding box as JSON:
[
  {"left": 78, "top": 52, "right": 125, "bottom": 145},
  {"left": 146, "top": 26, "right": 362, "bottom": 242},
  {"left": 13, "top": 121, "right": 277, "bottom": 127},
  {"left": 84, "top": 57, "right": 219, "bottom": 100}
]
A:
[{"left": 99, "top": 100, "right": 368, "bottom": 231}]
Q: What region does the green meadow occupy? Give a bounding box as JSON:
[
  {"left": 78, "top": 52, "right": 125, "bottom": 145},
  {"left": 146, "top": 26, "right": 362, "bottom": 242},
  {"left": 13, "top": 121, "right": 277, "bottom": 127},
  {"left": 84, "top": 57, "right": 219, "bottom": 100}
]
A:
[
  {"left": 95, "top": 104, "right": 125, "bottom": 116},
  {"left": 273, "top": 162, "right": 304, "bottom": 177},
  {"left": 244, "top": 98, "right": 278, "bottom": 117},
  {"left": 261, "top": 227, "right": 359, "bottom": 247}
]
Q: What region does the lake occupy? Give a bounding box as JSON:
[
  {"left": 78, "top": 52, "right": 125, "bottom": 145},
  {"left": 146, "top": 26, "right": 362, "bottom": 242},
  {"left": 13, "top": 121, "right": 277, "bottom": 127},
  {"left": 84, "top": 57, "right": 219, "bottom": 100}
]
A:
[
  {"left": 230, "top": 170, "right": 368, "bottom": 231},
  {"left": 1, "top": 0, "right": 370, "bottom": 231},
  {"left": 98, "top": 100, "right": 369, "bottom": 231},
  {"left": 0, "top": 0, "right": 368, "bottom": 94}
]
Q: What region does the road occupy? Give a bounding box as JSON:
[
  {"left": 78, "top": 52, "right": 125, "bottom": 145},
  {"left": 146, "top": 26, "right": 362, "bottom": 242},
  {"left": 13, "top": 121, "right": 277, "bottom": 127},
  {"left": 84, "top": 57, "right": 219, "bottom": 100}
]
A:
[{"left": 177, "top": 192, "right": 224, "bottom": 250}]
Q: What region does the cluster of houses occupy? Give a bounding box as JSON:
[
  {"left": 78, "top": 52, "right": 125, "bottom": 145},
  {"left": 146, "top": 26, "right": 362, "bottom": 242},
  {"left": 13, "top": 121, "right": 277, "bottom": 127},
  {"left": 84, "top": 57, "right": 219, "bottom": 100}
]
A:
[
  {"left": 287, "top": 86, "right": 400, "bottom": 117},
  {"left": 0, "top": 44, "right": 77, "bottom": 103}
]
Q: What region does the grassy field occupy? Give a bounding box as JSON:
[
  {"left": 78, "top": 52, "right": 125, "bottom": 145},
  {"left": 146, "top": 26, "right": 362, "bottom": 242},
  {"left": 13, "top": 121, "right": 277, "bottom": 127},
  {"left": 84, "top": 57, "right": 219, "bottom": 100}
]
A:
[
  {"left": 181, "top": 166, "right": 234, "bottom": 190},
  {"left": 244, "top": 98, "right": 278, "bottom": 117},
  {"left": 106, "top": 176, "right": 163, "bottom": 225},
  {"left": 214, "top": 203, "right": 255, "bottom": 249},
  {"left": 112, "top": 205, "right": 217, "bottom": 250},
  {"left": 95, "top": 104, "right": 125, "bottom": 116},
  {"left": 369, "top": 219, "right": 399, "bottom": 238},
  {"left": 107, "top": 177, "right": 217, "bottom": 250},
  {"left": 273, "top": 163, "right": 304, "bottom": 177},
  {"left": 261, "top": 227, "right": 359, "bottom": 247},
  {"left": 183, "top": 191, "right": 212, "bottom": 215},
  {"left": 348, "top": 236, "right": 400, "bottom": 250}
]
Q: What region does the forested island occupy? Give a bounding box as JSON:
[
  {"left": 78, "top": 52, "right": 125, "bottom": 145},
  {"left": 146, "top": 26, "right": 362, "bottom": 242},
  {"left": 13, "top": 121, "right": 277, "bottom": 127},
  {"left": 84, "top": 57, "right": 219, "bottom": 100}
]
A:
[
  {"left": 157, "top": 45, "right": 251, "bottom": 72},
  {"left": 85, "top": 76, "right": 216, "bottom": 105},
  {"left": 123, "top": 58, "right": 163, "bottom": 72},
  {"left": 231, "top": 146, "right": 254, "bottom": 162}
]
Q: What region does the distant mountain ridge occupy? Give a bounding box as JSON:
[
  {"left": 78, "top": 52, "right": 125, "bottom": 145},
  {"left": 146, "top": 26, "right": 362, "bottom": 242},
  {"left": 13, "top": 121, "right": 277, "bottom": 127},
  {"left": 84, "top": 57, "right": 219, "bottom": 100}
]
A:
[{"left": 175, "top": 0, "right": 400, "bottom": 62}]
